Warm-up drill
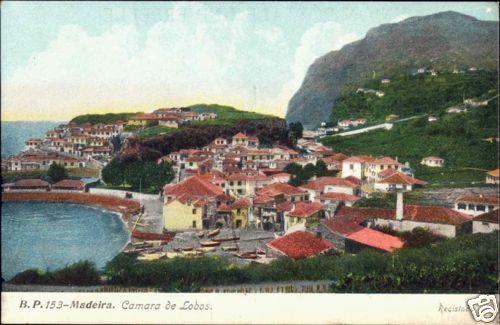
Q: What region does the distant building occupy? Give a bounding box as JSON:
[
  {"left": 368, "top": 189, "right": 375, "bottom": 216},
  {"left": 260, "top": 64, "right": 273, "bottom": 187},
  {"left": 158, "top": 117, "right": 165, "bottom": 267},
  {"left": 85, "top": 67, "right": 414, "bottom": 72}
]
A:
[
  {"left": 454, "top": 195, "right": 499, "bottom": 217},
  {"left": 421, "top": 156, "right": 444, "bottom": 167},
  {"left": 417, "top": 67, "right": 426, "bottom": 74},
  {"left": 472, "top": 210, "right": 499, "bottom": 234},
  {"left": 385, "top": 114, "right": 399, "bottom": 121},
  {"left": 381, "top": 79, "right": 391, "bottom": 84},
  {"left": 446, "top": 106, "right": 465, "bottom": 114},
  {"left": 428, "top": 116, "right": 438, "bottom": 122},
  {"left": 127, "top": 114, "right": 159, "bottom": 127},
  {"left": 464, "top": 98, "right": 488, "bottom": 107},
  {"left": 486, "top": 168, "right": 499, "bottom": 184}
]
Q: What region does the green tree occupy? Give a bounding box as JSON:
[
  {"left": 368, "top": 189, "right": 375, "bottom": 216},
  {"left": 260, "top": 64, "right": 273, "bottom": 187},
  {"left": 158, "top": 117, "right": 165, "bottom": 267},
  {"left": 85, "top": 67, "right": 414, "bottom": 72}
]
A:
[
  {"left": 146, "top": 161, "right": 175, "bottom": 192},
  {"left": 284, "top": 163, "right": 303, "bottom": 176},
  {"left": 303, "top": 163, "right": 316, "bottom": 180},
  {"left": 289, "top": 122, "right": 303, "bottom": 141},
  {"left": 315, "top": 160, "right": 328, "bottom": 177},
  {"left": 47, "top": 162, "right": 67, "bottom": 183},
  {"left": 102, "top": 158, "right": 125, "bottom": 186}
]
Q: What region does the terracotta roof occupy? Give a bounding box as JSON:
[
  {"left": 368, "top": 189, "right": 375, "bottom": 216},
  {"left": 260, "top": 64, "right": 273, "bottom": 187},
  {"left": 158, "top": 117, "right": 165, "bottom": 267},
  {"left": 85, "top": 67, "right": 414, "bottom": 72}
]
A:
[
  {"left": 378, "top": 172, "right": 427, "bottom": 186},
  {"left": 232, "top": 132, "right": 248, "bottom": 139},
  {"left": 185, "top": 156, "right": 208, "bottom": 162},
  {"left": 271, "top": 173, "right": 291, "bottom": 178},
  {"left": 422, "top": 156, "right": 443, "bottom": 161},
  {"left": 321, "top": 219, "right": 365, "bottom": 236},
  {"left": 487, "top": 169, "right": 500, "bottom": 177},
  {"left": 158, "top": 114, "right": 181, "bottom": 120},
  {"left": 163, "top": 176, "right": 224, "bottom": 197},
  {"left": 253, "top": 195, "right": 274, "bottom": 204},
  {"left": 10, "top": 179, "right": 51, "bottom": 188},
  {"left": 378, "top": 168, "right": 400, "bottom": 178},
  {"left": 130, "top": 113, "right": 159, "bottom": 120},
  {"left": 372, "top": 157, "right": 400, "bottom": 165},
  {"left": 456, "top": 195, "right": 499, "bottom": 205},
  {"left": 344, "top": 176, "right": 361, "bottom": 186},
  {"left": 230, "top": 198, "right": 252, "bottom": 209},
  {"left": 52, "top": 179, "right": 85, "bottom": 189},
  {"left": 217, "top": 203, "right": 232, "bottom": 212},
  {"left": 347, "top": 228, "right": 404, "bottom": 252},
  {"left": 319, "top": 192, "right": 360, "bottom": 202},
  {"left": 335, "top": 206, "right": 393, "bottom": 223},
  {"left": 343, "top": 155, "right": 375, "bottom": 163},
  {"left": 288, "top": 202, "right": 324, "bottom": 218},
  {"left": 267, "top": 231, "right": 333, "bottom": 259},
  {"left": 225, "top": 173, "right": 268, "bottom": 181},
  {"left": 276, "top": 201, "right": 294, "bottom": 212},
  {"left": 301, "top": 177, "right": 358, "bottom": 191},
  {"left": 473, "top": 209, "right": 499, "bottom": 224},
  {"left": 257, "top": 182, "right": 305, "bottom": 197}
]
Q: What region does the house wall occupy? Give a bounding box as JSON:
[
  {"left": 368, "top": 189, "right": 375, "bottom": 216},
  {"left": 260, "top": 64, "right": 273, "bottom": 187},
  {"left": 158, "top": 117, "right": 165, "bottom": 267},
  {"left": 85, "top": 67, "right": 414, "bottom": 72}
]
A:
[
  {"left": 315, "top": 223, "right": 346, "bottom": 251},
  {"left": 163, "top": 200, "right": 203, "bottom": 231},
  {"left": 324, "top": 185, "right": 355, "bottom": 195},
  {"left": 486, "top": 175, "right": 499, "bottom": 184},
  {"left": 454, "top": 203, "right": 499, "bottom": 216},
  {"left": 342, "top": 161, "right": 363, "bottom": 179},
  {"left": 374, "top": 183, "right": 412, "bottom": 192},
  {"left": 373, "top": 218, "right": 457, "bottom": 237},
  {"left": 231, "top": 208, "right": 249, "bottom": 228},
  {"left": 472, "top": 221, "right": 499, "bottom": 234}
]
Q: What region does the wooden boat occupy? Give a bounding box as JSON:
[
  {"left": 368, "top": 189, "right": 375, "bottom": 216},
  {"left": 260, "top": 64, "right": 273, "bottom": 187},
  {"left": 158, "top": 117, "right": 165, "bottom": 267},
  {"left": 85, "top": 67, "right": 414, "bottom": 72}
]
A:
[
  {"left": 181, "top": 247, "right": 194, "bottom": 251},
  {"left": 221, "top": 245, "right": 238, "bottom": 252},
  {"left": 237, "top": 250, "right": 258, "bottom": 259},
  {"left": 196, "top": 247, "right": 216, "bottom": 253},
  {"left": 132, "top": 241, "right": 147, "bottom": 247},
  {"left": 166, "top": 252, "right": 182, "bottom": 258},
  {"left": 256, "top": 248, "right": 266, "bottom": 255},
  {"left": 123, "top": 247, "right": 147, "bottom": 254},
  {"left": 132, "top": 230, "right": 174, "bottom": 241},
  {"left": 197, "top": 231, "right": 205, "bottom": 238},
  {"left": 207, "top": 228, "right": 220, "bottom": 238},
  {"left": 173, "top": 248, "right": 182, "bottom": 252},
  {"left": 137, "top": 252, "right": 166, "bottom": 261},
  {"left": 212, "top": 236, "right": 240, "bottom": 242},
  {"left": 199, "top": 240, "right": 221, "bottom": 247}
]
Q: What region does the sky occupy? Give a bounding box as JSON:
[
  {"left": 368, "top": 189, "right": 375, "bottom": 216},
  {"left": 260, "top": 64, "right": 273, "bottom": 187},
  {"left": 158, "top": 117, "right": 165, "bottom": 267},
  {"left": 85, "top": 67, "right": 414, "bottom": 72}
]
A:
[{"left": 1, "top": 2, "right": 498, "bottom": 121}]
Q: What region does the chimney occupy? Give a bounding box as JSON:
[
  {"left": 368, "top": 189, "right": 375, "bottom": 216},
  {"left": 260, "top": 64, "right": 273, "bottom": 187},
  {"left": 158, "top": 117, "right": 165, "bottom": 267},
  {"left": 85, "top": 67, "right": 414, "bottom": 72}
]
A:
[{"left": 396, "top": 191, "right": 404, "bottom": 221}]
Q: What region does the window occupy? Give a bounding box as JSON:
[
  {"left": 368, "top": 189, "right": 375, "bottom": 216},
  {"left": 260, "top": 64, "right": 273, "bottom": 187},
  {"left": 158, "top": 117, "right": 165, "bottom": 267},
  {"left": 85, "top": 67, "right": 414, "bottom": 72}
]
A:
[
  {"left": 488, "top": 205, "right": 495, "bottom": 211},
  {"left": 237, "top": 189, "right": 243, "bottom": 194},
  {"left": 457, "top": 203, "right": 466, "bottom": 210},
  {"left": 192, "top": 209, "right": 197, "bottom": 214},
  {"left": 476, "top": 205, "right": 486, "bottom": 211},
  {"left": 350, "top": 164, "right": 354, "bottom": 170},
  {"left": 237, "top": 181, "right": 242, "bottom": 186},
  {"left": 192, "top": 221, "right": 196, "bottom": 228},
  {"left": 468, "top": 204, "right": 475, "bottom": 210},
  {"left": 229, "top": 181, "right": 234, "bottom": 186},
  {"left": 237, "top": 209, "right": 241, "bottom": 215},
  {"left": 482, "top": 222, "right": 489, "bottom": 226}
]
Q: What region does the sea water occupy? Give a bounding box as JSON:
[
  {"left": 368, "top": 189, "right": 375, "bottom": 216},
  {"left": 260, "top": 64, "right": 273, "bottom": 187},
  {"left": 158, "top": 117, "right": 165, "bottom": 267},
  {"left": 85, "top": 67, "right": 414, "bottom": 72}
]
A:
[{"left": 1, "top": 202, "right": 129, "bottom": 281}]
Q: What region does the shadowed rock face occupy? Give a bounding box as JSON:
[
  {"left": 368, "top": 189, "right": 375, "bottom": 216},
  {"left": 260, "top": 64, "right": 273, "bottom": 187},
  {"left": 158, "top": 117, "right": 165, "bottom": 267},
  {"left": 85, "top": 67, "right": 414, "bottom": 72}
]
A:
[{"left": 286, "top": 11, "right": 499, "bottom": 129}]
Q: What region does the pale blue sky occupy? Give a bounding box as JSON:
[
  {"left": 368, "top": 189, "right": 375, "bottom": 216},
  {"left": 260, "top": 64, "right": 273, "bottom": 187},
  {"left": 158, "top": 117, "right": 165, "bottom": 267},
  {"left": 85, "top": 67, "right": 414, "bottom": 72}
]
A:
[{"left": 1, "top": 1, "right": 498, "bottom": 120}]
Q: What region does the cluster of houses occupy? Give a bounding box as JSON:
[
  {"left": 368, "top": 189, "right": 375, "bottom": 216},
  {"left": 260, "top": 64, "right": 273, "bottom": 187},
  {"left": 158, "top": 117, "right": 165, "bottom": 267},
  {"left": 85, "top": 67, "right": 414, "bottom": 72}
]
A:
[
  {"left": 127, "top": 107, "right": 217, "bottom": 129},
  {"left": 356, "top": 88, "right": 385, "bottom": 97},
  {"left": 2, "top": 121, "right": 127, "bottom": 172},
  {"left": 155, "top": 131, "right": 498, "bottom": 260},
  {"left": 337, "top": 118, "right": 367, "bottom": 130}
]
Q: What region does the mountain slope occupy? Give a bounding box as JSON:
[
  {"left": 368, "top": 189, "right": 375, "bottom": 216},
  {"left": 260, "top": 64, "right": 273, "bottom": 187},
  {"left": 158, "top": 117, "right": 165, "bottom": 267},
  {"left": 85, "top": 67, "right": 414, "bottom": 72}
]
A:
[{"left": 286, "top": 11, "right": 499, "bottom": 129}]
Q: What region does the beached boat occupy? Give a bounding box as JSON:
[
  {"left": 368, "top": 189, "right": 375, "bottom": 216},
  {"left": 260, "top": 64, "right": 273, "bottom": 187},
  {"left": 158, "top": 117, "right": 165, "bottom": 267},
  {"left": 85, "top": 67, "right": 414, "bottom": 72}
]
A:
[
  {"left": 166, "top": 252, "right": 183, "bottom": 258},
  {"left": 221, "top": 245, "right": 238, "bottom": 252},
  {"left": 196, "top": 247, "right": 216, "bottom": 253},
  {"left": 181, "top": 247, "right": 194, "bottom": 251},
  {"left": 123, "top": 248, "right": 147, "bottom": 254},
  {"left": 200, "top": 240, "right": 221, "bottom": 247},
  {"left": 132, "top": 230, "right": 174, "bottom": 241},
  {"left": 237, "top": 251, "right": 258, "bottom": 259},
  {"left": 212, "top": 236, "right": 240, "bottom": 242},
  {"left": 207, "top": 228, "right": 220, "bottom": 238},
  {"left": 197, "top": 231, "right": 205, "bottom": 238},
  {"left": 137, "top": 252, "right": 166, "bottom": 261},
  {"left": 256, "top": 248, "right": 266, "bottom": 255}
]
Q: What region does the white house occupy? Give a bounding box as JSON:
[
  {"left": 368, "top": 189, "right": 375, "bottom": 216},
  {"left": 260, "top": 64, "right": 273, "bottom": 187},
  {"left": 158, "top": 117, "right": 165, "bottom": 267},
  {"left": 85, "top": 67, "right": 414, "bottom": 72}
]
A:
[
  {"left": 472, "top": 209, "right": 499, "bottom": 234},
  {"left": 421, "top": 156, "right": 444, "bottom": 167},
  {"left": 342, "top": 156, "right": 374, "bottom": 179},
  {"left": 374, "top": 171, "right": 427, "bottom": 192},
  {"left": 454, "top": 195, "right": 499, "bottom": 217},
  {"left": 486, "top": 169, "right": 499, "bottom": 184}
]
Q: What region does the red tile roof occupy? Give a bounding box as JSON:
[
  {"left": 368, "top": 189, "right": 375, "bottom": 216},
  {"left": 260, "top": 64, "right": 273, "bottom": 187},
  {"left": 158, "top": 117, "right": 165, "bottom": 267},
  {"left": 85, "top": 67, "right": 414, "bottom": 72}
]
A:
[
  {"left": 163, "top": 176, "right": 224, "bottom": 198},
  {"left": 232, "top": 132, "right": 248, "bottom": 139},
  {"left": 343, "top": 155, "right": 375, "bottom": 163},
  {"left": 267, "top": 231, "right": 333, "bottom": 259},
  {"left": 253, "top": 195, "right": 274, "bottom": 204},
  {"left": 225, "top": 173, "right": 268, "bottom": 181},
  {"left": 322, "top": 219, "right": 365, "bottom": 236},
  {"left": 372, "top": 156, "right": 400, "bottom": 165},
  {"left": 130, "top": 113, "right": 159, "bottom": 120},
  {"left": 456, "top": 195, "right": 499, "bottom": 205},
  {"left": 276, "top": 201, "right": 294, "bottom": 212},
  {"left": 10, "top": 179, "right": 51, "bottom": 188},
  {"left": 230, "top": 198, "right": 252, "bottom": 209},
  {"left": 217, "top": 203, "right": 232, "bottom": 212},
  {"left": 347, "top": 228, "right": 404, "bottom": 252},
  {"left": 319, "top": 192, "right": 360, "bottom": 202},
  {"left": 473, "top": 209, "right": 499, "bottom": 224},
  {"left": 487, "top": 169, "right": 499, "bottom": 177},
  {"left": 288, "top": 202, "right": 324, "bottom": 218},
  {"left": 52, "top": 179, "right": 85, "bottom": 190},
  {"left": 422, "top": 156, "right": 444, "bottom": 161},
  {"left": 257, "top": 182, "right": 305, "bottom": 197},
  {"left": 378, "top": 172, "right": 427, "bottom": 186},
  {"left": 344, "top": 176, "right": 361, "bottom": 186},
  {"left": 271, "top": 173, "right": 291, "bottom": 178},
  {"left": 301, "top": 177, "right": 358, "bottom": 191}
]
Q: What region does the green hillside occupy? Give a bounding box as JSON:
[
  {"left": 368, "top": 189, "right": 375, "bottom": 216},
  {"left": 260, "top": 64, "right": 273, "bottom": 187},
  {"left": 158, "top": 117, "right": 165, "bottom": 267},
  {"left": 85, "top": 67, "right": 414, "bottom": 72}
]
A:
[
  {"left": 322, "top": 98, "right": 498, "bottom": 187},
  {"left": 70, "top": 112, "right": 142, "bottom": 125},
  {"left": 189, "top": 103, "right": 277, "bottom": 126},
  {"left": 331, "top": 69, "right": 497, "bottom": 123}
]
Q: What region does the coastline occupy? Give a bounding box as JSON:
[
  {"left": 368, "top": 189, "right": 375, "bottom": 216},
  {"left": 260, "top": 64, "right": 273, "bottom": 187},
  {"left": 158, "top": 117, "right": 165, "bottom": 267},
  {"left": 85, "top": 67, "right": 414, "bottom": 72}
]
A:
[{"left": 1, "top": 192, "right": 141, "bottom": 240}]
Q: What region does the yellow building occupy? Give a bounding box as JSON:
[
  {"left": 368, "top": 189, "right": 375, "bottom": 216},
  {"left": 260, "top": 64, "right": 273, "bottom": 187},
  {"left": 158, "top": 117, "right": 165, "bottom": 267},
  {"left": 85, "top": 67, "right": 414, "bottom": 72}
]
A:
[
  {"left": 230, "top": 198, "right": 252, "bottom": 228},
  {"left": 127, "top": 114, "right": 159, "bottom": 127},
  {"left": 163, "top": 198, "right": 204, "bottom": 231},
  {"left": 284, "top": 202, "right": 324, "bottom": 232}
]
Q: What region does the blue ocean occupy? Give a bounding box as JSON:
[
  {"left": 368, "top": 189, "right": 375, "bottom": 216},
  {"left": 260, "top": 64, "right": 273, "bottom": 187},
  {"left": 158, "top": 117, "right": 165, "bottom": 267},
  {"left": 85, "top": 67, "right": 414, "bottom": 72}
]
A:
[
  {"left": 1, "top": 202, "right": 130, "bottom": 280},
  {"left": 1, "top": 121, "right": 64, "bottom": 158}
]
